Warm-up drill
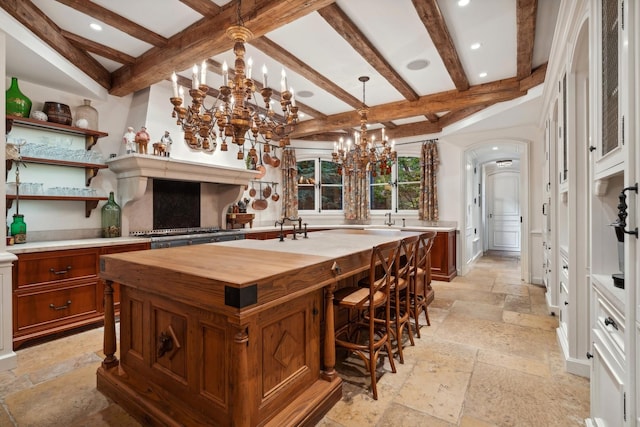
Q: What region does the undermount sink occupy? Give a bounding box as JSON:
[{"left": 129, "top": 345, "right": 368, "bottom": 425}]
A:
[{"left": 363, "top": 226, "right": 404, "bottom": 232}]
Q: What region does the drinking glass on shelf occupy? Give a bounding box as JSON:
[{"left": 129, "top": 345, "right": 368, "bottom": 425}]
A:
[{"left": 6, "top": 182, "right": 17, "bottom": 195}]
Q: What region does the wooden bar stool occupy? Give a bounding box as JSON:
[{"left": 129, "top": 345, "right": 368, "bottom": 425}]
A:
[
  {"left": 389, "top": 234, "right": 419, "bottom": 363},
  {"left": 410, "top": 231, "right": 437, "bottom": 336},
  {"left": 333, "top": 240, "right": 400, "bottom": 400}
]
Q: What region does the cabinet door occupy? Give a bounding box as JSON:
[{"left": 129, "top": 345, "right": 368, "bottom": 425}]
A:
[
  {"left": 593, "top": 0, "right": 625, "bottom": 178},
  {"left": 590, "top": 338, "right": 625, "bottom": 426}
]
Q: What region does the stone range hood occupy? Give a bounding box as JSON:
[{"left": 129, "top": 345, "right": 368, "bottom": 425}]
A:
[{"left": 106, "top": 155, "right": 258, "bottom": 235}]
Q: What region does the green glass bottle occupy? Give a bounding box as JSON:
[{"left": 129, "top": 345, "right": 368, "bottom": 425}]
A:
[
  {"left": 102, "top": 192, "right": 122, "bottom": 238},
  {"left": 10, "top": 214, "right": 27, "bottom": 244},
  {"left": 6, "top": 77, "right": 32, "bottom": 118}
]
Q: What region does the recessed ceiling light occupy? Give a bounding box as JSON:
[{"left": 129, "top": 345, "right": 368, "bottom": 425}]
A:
[
  {"left": 89, "top": 22, "right": 103, "bottom": 31},
  {"left": 470, "top": 42, "right": 481, "bottom": 50},
  {"left": 479, "top": 72, "right": 487, "bottom": 78},
  {"left": 406, "top": 59, "right": 430, "bottom": 70},
  {"left": 458, "top": 0, "right": 470, "bottom": 6},
  {"left": 297, "top": 90, "right": 314, "bottom": 98},
  {"left": 492, "top": 146, "right": 499, "bottom": 150}
]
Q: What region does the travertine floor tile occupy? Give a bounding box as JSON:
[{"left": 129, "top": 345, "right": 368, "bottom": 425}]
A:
[
  {"left": 430, "top": 287, "right": 506, "bottom": 307},
  {"left": 378, "top": 402, "right": 457, "bottom": 426},
  {"left": 503, "top": 294, "right": 531, "bottom": 313},
  {"left": 434, "top": 315, "right": 555, "bottom": 361},
  {"left": 448, "top": 300, "right": 504, "bottom": 322},
  {"left": 477, "top": 349, "right": 551, "bottom": 378},
  {"left": 395, "top": 361, "right": 472, "bottom": 424},
  {"left": 502, "top": 310, "right": 558, "bottom": 331},
  {"left": 463, "top": 362, "right": 588, "bottom": 427},
  {"left": 4, "top": 363, "right": 110, "bottom": 426},
  {"left": 491, "top": 281, "right": 529, "bottom": 296}
]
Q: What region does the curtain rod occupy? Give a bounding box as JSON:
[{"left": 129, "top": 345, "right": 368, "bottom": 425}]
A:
[{"left": 291, "top": 138, "right": 439, "bottom": 151}]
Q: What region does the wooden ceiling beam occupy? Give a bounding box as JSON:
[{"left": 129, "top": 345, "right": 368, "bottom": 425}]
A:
[
  {"left": 55, "top": 0, "right": 168, "bottom": 48},
  {"left": 438, "top": 105, "right": 488, "bottom": 127},
  {"left": 318, "top": 3, "right": 420, "bottom": 102},
  {"left": 425, "top": 113, "right": 439, "bottom": 122},
  {"left": 0, "top": 0, "right": 111, "bottom": 89},
  {"left": 291, "top": 79, "right": 526, "bottom": 138},
  {"left": 250, "top": 36, "right": 363, "bottom": 109},
  {"left": 61, "top": 30, "right": 136, "bottom": 65},
  {"left": 516, "top": 0, "right": 538, "bottom": 79},
  {"left": 519, "top": 62, "right": 547, "bottom": 91},
  {"left": 412, "top": 0, "right": 469, "bottom": 91},
  {"left": 386, "top": 120, "right": 442, "bottom": 139},
  {"left": 179, "top": 0, "right": 222, "bottom": 17},
  {"left": 110, "top": 0, "right": 335, "bottom": 97}
]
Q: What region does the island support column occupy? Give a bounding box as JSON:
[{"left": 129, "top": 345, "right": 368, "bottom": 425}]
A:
[
  {"left": 322, "top": 281, "right": 337, "bottom": 381},
  {"left": 102, "top": 280, "right": 118, "bottom": 369},
  {"left": 232, "top": 323, "right": 251, "bottom": 427}
]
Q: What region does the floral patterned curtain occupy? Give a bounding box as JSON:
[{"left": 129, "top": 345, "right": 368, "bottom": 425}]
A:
[
  {"left": 281, "top": 148, "right": 298, "bottom": 218},
  {"left": 343, "top": 152, "right": 370, "bottom": 223},
  {"left": 419, "top": 140, "right": 440, "bottom": 221}
]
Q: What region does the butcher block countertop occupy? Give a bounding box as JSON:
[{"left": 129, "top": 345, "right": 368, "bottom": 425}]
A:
[{"left": 99, "top": 229, "right": 421, "bottom": 315}]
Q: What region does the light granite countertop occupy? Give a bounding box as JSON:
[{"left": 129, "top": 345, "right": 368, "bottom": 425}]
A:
[
  {"left": 5, "top": 223, "right": 457, "bottom": 254},
  {"left": 6, "top": 236, "right": 151, "bottom": 254}
]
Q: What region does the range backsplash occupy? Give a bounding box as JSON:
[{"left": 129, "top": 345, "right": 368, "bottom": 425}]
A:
[{"left": 152, "top": 179, "right": 201, "bottom": 230}]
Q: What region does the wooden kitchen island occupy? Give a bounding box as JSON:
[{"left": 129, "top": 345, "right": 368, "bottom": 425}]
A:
[{"left": 97, "top": 229, "right": 419, "bottom": 426}]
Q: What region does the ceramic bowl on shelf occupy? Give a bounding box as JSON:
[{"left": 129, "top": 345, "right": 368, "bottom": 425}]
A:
[
  {"left": 43, "top": 102, "right": 72, "bottom": 125},
  {"left": 30, "top": 110, "right": 48, "bottom": 121}
]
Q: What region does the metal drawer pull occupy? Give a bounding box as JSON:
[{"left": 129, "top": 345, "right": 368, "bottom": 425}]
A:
[
  {"left": 50, "top": 266, "right": 72, "bottom": 275},
  {"left": 604, "top": 317, "right": 618, "bottom": 330},
  {"left": 49, "top": 300, "right": 72, "bottom": 311}
]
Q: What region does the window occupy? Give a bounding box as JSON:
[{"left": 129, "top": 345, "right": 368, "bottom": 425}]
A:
[
  {"left": 297, "top": 156, "right": 419, "bottom": 212},
  {"left": 297, "top": 159, "right": 343, "bottom": 212},
  {"left": 370, "top": 156, "right": 420, "bottom": 211},
  {"left": 396, "top": 157, "right": 421, "bottom": 210},
  {"left": 297, "top": 160, "right": 315, "bottom": 210}
]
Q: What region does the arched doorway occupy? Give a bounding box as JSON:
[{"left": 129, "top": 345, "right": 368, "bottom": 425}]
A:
[{"left": 461, "top": 140, "right": 530, "bottom": 281}]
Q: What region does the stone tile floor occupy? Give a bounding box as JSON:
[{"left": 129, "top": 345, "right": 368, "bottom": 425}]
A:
[{"left": 0, "top": 251, "right": 589, "bottom": 426}]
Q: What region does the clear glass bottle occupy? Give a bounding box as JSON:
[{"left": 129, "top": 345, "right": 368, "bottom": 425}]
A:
[
  {"left": 10, "top": 214, "right": 27, "bottom": 244},
  {"left": 102, "top": 192, "right": 122, "bottom": 238},
  {"left": 75, "top": 99, "right": 99, "bottom": 129}
]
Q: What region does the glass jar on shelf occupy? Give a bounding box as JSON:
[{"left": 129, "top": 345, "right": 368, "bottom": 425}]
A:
[
  {"left": 75, "top": 99, "right": 99, "bottom": 130},
  {"left": 10, "top": 214, "right": 27, "bottom": 244},
  {"left": 101, "top": 192, "right": 121, "bottom": 238}
]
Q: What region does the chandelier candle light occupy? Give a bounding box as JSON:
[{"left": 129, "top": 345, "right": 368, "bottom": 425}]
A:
[
  {"left": 332, "top": 76, "right": 396, "bottom": 177},
  {"left": 169, "top": 11, "right": 298, "bottom": 159}
]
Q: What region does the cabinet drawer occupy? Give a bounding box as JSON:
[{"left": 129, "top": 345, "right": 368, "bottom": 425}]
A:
[
  {"left": 15, "top": 248, "right": 98, "bottom": 288},
  {"left": 593, "top": 286, "right": 625, "bottom": 357},
  {"left": 560, "top": 256, "right": 569, "bottom": 282},
  {"left": 15, "top": 281, "right": 98, "bottom": 330}
]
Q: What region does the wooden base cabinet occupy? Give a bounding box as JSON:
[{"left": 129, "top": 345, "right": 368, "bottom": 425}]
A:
[
  {"left": 430, "top": 230, "right": 456, "bottom": 281},
  {"left": 98, "top": 285, "right": 333, "bottom": 426},
  {"left": 12, "top": 242, "right": 149, "bottom": 349}
]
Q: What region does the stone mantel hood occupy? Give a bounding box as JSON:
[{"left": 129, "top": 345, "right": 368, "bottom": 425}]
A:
[
  {"left": 106, "top": 154, "right": 258, "bottom": 185},
  {"left": 105, "top": 155, "right": 258, "bottom": 233}
]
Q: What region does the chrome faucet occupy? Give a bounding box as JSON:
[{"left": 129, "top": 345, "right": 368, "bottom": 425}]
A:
[{"left": 384, "top": 212, "right": 395, "bottom": 226}]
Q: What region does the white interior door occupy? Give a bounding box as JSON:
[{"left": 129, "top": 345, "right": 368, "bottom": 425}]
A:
[{"left": 487, "top": 171, "right": 521, "bottom": 252}]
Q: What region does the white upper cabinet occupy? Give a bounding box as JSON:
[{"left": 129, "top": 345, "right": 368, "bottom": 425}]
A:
[{"left": 592, "top": 0, "right": 626, "bottom": 181}]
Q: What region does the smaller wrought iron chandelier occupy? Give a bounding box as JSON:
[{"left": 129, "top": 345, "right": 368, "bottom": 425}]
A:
[
  {"left": 169, "top": 2, "right": 298, "bottom": 159},
  {"left": 332, "top": 76, "right": 396, "bottom": 177}
]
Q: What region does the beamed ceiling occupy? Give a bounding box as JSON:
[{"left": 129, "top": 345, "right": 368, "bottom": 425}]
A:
[{"left": 0, "top": 0, "right": 559, "bottom": 142}]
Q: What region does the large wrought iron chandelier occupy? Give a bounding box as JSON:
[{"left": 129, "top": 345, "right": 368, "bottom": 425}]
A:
[
  {"left": 169, "top": 3, "right": 298, "bottom": 159},
  {"left": 332, "top": 76, "right": 396, "bottom": 177}
]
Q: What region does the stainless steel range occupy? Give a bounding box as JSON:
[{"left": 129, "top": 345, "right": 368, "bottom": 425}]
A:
[{"left": 131, "top": 227, "right": 244, "bottom": 249}]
